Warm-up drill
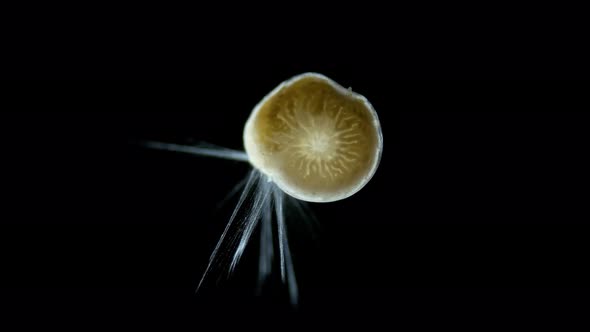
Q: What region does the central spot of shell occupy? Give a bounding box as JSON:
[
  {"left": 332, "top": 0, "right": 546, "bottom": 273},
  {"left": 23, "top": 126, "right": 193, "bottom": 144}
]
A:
[{"left": 307, "top": 132, "right": 333, "bottom": 155}]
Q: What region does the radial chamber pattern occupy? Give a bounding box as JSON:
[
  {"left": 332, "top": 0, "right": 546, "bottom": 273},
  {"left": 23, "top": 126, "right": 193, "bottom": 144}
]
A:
[{"left": 244, "top": 73, "right": 382, "bottom": 203}]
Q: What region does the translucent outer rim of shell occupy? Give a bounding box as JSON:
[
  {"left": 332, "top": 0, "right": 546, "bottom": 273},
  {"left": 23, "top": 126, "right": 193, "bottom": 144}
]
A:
[{"left": 244, "top": 72, "right": 383, "bottom": 203}]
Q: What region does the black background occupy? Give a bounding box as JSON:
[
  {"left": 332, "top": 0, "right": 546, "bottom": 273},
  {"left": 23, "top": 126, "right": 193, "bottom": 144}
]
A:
[
  {"left": 2, "top": 6, "right": 590, "bottom": 331},
  {"left": 2, "top": 80, "right": 589, "bottom": 331}
]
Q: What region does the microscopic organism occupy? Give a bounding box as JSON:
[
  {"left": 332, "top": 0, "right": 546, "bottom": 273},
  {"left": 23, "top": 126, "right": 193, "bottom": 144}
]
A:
[{"left": 144, "top": 73, "right": 383, "bottom": 306}]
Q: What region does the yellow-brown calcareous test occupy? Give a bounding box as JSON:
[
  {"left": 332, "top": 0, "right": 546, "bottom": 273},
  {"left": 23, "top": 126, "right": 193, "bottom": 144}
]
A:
[{"left": 244, "top": 73, "right": 383, "bottom": 202}]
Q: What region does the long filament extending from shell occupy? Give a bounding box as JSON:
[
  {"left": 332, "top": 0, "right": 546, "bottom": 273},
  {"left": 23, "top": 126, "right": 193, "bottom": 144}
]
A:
[
  {"left": 275, "top": 189, "right": 287, "bottom": 281},
  {"left": 144, "top": 141, "right": 299, "bottom": 306},
  {"left": 142, "top": 141, "right": 249, "bottom": 162},
  {"left": 196, "top": 169, "right": 259, "bottom": 291},
  {"left": 229, "top": 177, "right": 272, "bottom": 274},
  {"left": 216, "top": 176, "right": 249, "bottom": 209},
  {"left": 274, "top": 186, "right": 298, "bottom": 306}
]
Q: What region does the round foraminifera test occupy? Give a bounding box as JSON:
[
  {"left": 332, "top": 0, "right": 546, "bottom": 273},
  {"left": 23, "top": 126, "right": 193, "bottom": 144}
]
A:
[{"left": 244, "top": 73, "right": 383, "bottom": 203}]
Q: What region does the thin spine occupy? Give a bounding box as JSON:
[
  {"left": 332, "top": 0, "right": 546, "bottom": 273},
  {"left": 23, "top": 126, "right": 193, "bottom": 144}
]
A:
[
  {"left": 274, "top": 186, "right": 299, "bottom": 306},
  {"left": 196, "top": 169, "right": 258, "bottom": 291},
  {"left": 275, "top": 188, "right": 287, "bottom": 282},
  {"left": 216, "top": 176, "right": 248, "bottom": 209},
  {"left": 143, "top": 141, "right": 300, "bottom": 304},
  {"left": 229, "top": 178, "right": 272, "bottom": 274},
  {"left": 142, "top": 141, "right": 249, "bottom": 162}
]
